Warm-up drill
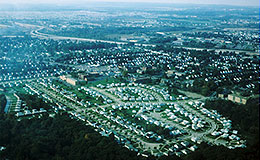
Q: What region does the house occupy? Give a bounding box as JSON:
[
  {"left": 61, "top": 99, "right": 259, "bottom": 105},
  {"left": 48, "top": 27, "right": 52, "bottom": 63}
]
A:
[
  {"left": 15, "top": 112, "right": 24, "bottom": 117},
  {"left": 131, "top": 76, "right": 151, "bottom": 83},
  {"left": 227, "top": 92, "right": 248, "bottom": 104},
  {"left": 0, "top": 146, "right": 6, "bottom": 151},
  {"left": 218, "top": 94, "right": 226, "bottom": 98},
  {"left": 78, "top": 73, "right": 88, "bottom": 81},
  {"left": 188, "top": 145, "right": 198, "bottom": 151}
]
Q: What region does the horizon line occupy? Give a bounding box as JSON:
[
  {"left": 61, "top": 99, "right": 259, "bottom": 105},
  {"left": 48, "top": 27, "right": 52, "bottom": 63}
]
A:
[{"left": 0, "top": 1, "right": 259, "bottom": 7}]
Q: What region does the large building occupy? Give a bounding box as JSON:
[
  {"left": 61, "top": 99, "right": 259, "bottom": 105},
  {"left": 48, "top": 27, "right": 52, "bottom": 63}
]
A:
[
  {"left": 227, "top": 94, "right": 248, "bottom": 105},
  {"left": 66, "top": 77, "right": 79, "bottom": 86},
  {"left": 218, "top": 92, "right": 248, "bottom": 105},
  {"left": 59, "top": 75, "right": 86, "bottom": 86}
]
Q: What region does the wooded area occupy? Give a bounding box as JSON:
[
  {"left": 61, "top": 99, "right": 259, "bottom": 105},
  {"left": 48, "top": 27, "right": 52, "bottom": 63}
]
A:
[
  {"left": 0, "top": 96, "right": 258, "bottom": 160},
  {"left": 0, "top": 94, "right": 6, "bottom": 113},
  {"left": 185, "top": 98, "right": 259, "bottom": 160}
]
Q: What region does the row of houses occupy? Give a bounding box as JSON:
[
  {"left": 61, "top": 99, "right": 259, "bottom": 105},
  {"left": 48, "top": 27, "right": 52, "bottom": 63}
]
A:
[
  {"left": 0, "top": 61, "right": 65, "bottom": 82},
  {"left": 188, "top": 101, "right": 245, "bottom": 148},
  {"left": 218, "top": 92, "right": 248, "bottom": 104},
  {"left": 164, "top": 105, "right": 206, "bottom": 131},
  {"left": 97, "top": 82, "right": 188, "bottom": 101},
  {"left": 89, "top": 104, "right": 198, "bottom": 157},
  {"left": 107, "top": 87, "right": 155, "bottom": 102},
  {"left": 15, "top": 108, "right": 47, "bottom": 117},
  {"left": 81, "top": 87, "right": 113, "bottom": 104}
]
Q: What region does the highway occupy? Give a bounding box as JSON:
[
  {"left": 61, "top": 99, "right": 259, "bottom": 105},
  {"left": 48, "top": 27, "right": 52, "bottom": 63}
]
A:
[
  {"left": 10, "top": 22, "right": 254, "bottom": 56},
  {"left": 29, "top": 24, "right": 256, "bottom": 56},
  {"left": 29, "top": 24, "right": 155, "bottom": 47}
]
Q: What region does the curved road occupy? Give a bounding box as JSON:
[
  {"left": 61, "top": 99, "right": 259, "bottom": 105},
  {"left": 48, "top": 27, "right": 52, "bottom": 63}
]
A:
[
  {"left": 90, "top": 86, "right": 225, "bottom": 146},
  {"left": 31, "top": 27, "right": 155, "bottom": 47},
  {"left": 29, "top": 25, "right": 256, "bottom": 55}
]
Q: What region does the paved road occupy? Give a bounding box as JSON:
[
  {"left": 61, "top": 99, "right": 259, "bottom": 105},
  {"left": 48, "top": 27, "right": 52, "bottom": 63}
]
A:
[
  {"left": 15, "top": 22, "right": 255, "bottom": 54},
  {"left": 174, "top": 46, "right": 258, "bottom": 56},
  {"left": 31, "top": 28, "right": 127, "bottom": 45},
  {"left": 30, "top": 25, "right": 155, "bottom": 47},
  {"left": 31, "top": 82, "right": 84, "bottom": 113},
  {"left": 180, "top": 102, "right": 221, "bottom": 144},
  {"left": 30, "top": 26, "right": 256, "bottom": 55},
  {"left": 13, "top": 22, "right": 254, "bottom": 56},
  {"left": 24, "top": 79, "right": 229, "bottom": 151},
  {"left": 90, "top": 87, "right": 123, "bottom": 104},
  {"left": 89, "top": 86, "right": 226, "bottom": 146}
]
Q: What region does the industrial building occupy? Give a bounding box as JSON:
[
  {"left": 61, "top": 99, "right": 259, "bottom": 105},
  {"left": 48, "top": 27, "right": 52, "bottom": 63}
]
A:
[{"left": 59, "top": 75, "right": 86, "bottom": 86}]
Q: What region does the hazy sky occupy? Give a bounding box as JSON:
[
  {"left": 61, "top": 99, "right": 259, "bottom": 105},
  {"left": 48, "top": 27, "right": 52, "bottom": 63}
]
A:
[{"left": 0, "top": 0, "right": 259, "bottom": 6}]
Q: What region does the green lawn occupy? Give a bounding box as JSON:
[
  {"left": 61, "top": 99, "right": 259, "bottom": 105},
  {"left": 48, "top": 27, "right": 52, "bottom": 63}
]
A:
[{"left": 85, "top": 77, "right": 122, "bottom": 87}]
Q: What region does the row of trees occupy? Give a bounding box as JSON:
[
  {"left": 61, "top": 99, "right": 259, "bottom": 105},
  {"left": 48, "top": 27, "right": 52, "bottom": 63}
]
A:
[
  {"left": 17, "top": 93, "right": 52, "bottom": 110},
  {"left": 189, "top": 79, "right": 217, "bottom": 96}
]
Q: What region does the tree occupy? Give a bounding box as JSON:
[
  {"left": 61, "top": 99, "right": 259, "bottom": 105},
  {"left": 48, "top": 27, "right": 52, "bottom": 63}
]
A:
[
  {"left": 0, "top": 94, "right": 6, "bottom": 113},
  {"left": 122, "top": 70, "right": 128, "bottom": 77}
]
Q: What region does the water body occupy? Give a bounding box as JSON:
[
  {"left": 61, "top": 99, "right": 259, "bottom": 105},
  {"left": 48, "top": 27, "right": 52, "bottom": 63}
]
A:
[{"left": 4, "top": 96, "right": 10, "bottom": 113}]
